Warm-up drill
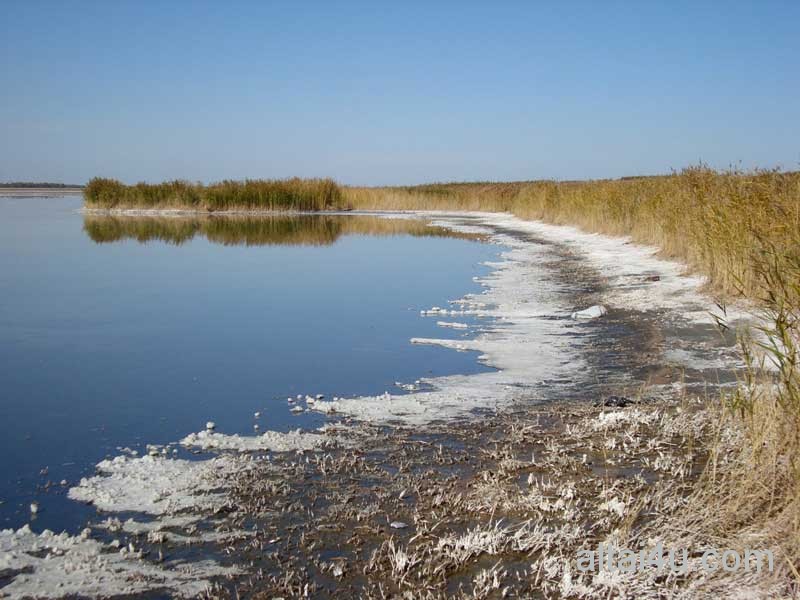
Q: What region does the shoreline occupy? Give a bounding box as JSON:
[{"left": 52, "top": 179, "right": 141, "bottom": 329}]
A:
[
  {"left": 1, "top": 212, "right": 775, "bottom": 599},
  {"left": 0, "top": 187, "right": 83, "bottom": 198},
  {"left": 80, "top": 206, "right": 355, "bottom": 216}
]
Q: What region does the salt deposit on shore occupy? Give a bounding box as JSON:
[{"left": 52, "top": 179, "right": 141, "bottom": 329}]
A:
[
  {"left": 0, "top": 525, "right": 237, "bottom": 599},
  {"left": 180, "top": 428, "right": 333, "bottom": 452},
  {"left": 476, "top": 213, "right": 750, "bottom": 325},
  {"left": 68, "top": 454, "right": 244, "bottom": 515},
  {"left": 5, "top": 211, "right": 754, "bottom": 598},
  {"left": 312, "top": 212, "right": 752, "bottom": 425}
]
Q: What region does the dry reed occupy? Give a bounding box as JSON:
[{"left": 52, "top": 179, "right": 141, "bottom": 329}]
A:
[{"left": 84, "top": 177, "right": 346, "bottom": 211}]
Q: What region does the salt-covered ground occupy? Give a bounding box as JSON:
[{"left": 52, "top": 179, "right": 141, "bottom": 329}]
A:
[{"left": 1, "top": 211, "right": 755, "bottom": 598}]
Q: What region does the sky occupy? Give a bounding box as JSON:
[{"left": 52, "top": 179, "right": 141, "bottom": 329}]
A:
[{"left": 1, "top": 1, "right": 798, "bottom": 185}]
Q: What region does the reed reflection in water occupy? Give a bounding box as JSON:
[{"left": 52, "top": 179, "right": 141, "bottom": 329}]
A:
[{"left": 82, "top": 214, "right": 483, "bottom": 247}]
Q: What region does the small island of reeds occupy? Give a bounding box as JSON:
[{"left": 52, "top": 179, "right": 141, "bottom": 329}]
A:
[{"left": 83, "top": 177, "right": 347, "bottom": 212}]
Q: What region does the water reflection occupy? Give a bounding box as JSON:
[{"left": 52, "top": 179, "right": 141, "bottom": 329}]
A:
[
  {"left": 4, "top": 199, "right": 500, "bottom": 533},
  {"left": 82, "top": 214, "right": 483, "bottom": 247}
]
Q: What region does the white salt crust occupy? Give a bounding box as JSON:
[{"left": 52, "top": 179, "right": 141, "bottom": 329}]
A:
[
  {"left": 313, "top": 223, "right": 588, "bottom": 424},
  {"left": 45, "top": 426, "right": 343, "bottom": 597},
  {"left": 0, "top": 525, "right": 238, "bottom": 599},
  {"left": 436, "top": 321, "right": 470, "bottom": 329},
  {"left": 311, "top": 212, "right": 756, "bottom": 425},
  {"left": 69, "top": 454, "right": 243, "bottom": 515},
  {"left": 571, "top": 305, "right": 608, "bottom": 320},
  {"left": 19, "top": 450, "right": 274, "bottom": 598},
  {"left": 477, "top": 213, "right": 752, "bottom": 325},
  {"left": 180, "top": 428, "right": 330, "bottom": 452}
]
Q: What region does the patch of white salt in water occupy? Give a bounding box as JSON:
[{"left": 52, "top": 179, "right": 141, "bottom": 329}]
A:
[
  {"left": 180, "top": 428, "right": 334, "bottom": 452},
  {"left": 571, "top": 305, "right": 608, "bottom": 320},
  {"left": 0, "top": 525, "right": 238, "bottom": 599},
  {"left": 68, "top": 454, "right": 243, "bottom": 515},
  {"left": 436, "top": 321, "right": 470, "bottom": 329},
  {"left": 71, "top": 425, "right": 339, "bottom": 518},
  {"left": 96, "top": 515, "right": 249, "bottom": 545},
  {"left": 411, "top": 337, "right": 471, "bottom": 351},
  {"left": 5, "top": 428, "right": 315, "bottom": 595},
  {"left": 31, "top": 426, "right": 333, "bottom": 599}
]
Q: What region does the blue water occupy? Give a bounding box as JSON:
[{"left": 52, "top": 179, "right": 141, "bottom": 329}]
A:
[{"left": 0, "top": 197, "right": 500, "bottom": 533}]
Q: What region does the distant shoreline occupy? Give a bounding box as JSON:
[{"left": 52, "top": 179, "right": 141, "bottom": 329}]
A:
[
  {"left": 0, "top": 187, "right": 84, "bottom": 197},
  {"left": 80, "top": 206, "right": 355, "bottom": 216}
]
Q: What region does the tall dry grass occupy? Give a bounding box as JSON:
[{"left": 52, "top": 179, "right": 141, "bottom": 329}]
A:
[
  {"left": 694, "top": 245, "right": 800, "bottom": 581},
  {"left": 84, "top": 177, "right": 346, "bottom": 211}
]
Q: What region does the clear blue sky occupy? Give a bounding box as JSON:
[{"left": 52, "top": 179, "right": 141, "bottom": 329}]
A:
[{"left": 1, "top": 1, "right": 798, "bottom": 185}]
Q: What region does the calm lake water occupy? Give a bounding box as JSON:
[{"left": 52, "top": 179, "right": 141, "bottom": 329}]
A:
[{"left": 0, "top": 196, "right": 501, "bottom": 533}]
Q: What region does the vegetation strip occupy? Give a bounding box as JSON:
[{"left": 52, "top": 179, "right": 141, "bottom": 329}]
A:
[{"left": 83, "top": 177, "right": 346, "bottom": 212}]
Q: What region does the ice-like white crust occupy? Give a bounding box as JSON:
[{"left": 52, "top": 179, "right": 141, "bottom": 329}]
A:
[
  {"left": 411, "top": 337, "right": 471, "bottom": 351},
  {"left": 39, "top": 446, "right": 278, "bottom": 597},
  {"left": 68, "top": 454, "right": 243, "bottom": 515},
  {"left": 436, "top": 321, "right": 470, "bottom": 329},
  {"left": 180, "top": 428, "right": 331, "bottom": 452},
  {"left": 663, "top": 347, "right": 744, "bottom": 371},
  {"left": 0, "top": 525, "right": 237, "bottom": 599},
  {"left": 97, "top": 516, "right": 251, "bottom": 544},
  {"left": 571, "top": 305, "right": 607, "bottom": 319}
]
